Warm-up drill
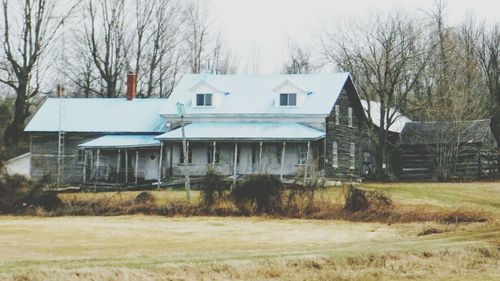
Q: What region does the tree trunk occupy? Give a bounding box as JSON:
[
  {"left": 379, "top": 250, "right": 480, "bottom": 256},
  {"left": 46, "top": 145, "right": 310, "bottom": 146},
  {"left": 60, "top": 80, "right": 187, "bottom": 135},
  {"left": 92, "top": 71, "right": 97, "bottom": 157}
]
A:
[{"left": 4, "top": 83, "right": 28, "bottom": 152}]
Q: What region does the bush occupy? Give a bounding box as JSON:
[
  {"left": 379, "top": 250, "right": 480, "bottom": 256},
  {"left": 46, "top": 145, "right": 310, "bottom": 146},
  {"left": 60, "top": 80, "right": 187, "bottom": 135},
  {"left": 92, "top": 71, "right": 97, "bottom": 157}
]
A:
[
  {"left": 343, "top": 185, "right": 392, "bottom": 213},
  {"left": 0, "top": 173, "right": 62, "bottom": 214},
  {"left": 134, "top": 191, "right": 156, "bottom": 204},
  {"left": 199, "top": 168, "right": 228, "bottom": 208},
  {"left": 231, "top": 174, "right": 283, "bottom": 213},
  {"left": 343, "top": 185, "right": 369, "bottom": 212}
]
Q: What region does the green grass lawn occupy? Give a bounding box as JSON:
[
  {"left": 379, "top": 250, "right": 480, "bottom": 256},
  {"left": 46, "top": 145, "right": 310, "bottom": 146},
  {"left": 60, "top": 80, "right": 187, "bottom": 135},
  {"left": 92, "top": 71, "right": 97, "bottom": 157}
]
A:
[{"left": 1, "top": 181, "right": 499, "bottom": 280}]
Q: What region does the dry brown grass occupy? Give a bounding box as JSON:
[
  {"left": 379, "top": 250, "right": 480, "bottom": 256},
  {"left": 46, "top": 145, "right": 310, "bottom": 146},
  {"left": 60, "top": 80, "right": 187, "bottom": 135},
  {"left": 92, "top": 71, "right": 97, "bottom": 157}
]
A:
[{"left": 1, "top": 246, "right": 498, "bottom": 281}]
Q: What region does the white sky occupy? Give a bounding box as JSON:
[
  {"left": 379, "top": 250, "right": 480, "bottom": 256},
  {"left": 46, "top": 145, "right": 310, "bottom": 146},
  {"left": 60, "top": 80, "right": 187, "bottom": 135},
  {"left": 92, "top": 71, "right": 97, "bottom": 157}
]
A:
[{"left": 208, "top": 0, "right": 500, "bottom": 74}]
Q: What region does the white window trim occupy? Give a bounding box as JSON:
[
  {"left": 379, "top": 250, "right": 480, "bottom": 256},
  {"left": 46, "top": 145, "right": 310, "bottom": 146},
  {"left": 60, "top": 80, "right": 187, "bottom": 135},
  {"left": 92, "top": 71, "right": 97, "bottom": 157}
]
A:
[
  {"left": 335, "top": 105, "right": 340, "bottom": 125},
  {"left": 279, "top": 93, "right": 298, "bottom": 107},
  {"left": 195, "top": 93, "right": 213, "bottom": 107},
  {"left": 349, "top": 142, "right": 355, "bottom": 169},
  {"left": 332, "top": 141, "right": 338, "bottom": 168},
  {"left": 348, "top": 107, "right": 353, "bottom": 127}
]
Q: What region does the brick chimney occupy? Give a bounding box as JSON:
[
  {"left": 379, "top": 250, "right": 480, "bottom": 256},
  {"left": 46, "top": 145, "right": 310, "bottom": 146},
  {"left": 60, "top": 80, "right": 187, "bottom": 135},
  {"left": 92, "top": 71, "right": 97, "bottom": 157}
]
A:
[{"left": 126, "top": 72, "right": 137, "bottom": 100}]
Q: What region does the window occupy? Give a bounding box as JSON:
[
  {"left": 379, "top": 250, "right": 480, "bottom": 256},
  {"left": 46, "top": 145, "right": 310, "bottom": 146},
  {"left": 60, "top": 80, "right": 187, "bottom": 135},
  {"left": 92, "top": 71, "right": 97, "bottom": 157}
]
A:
[
  {"left": 350, "top": 142, "right": 355, "bottom": 169},
  {"left": 207, "top": 142, "right": 220, "bottom": 164},
  {"left": 348, "top": 107, "right": 353, "bottom": 127},
  {"left": 179, "top": 142, "right": 193, "bottom": 164},
  {"left": 332, "top": 142, "right": 338, "bottom": 168},
  {"left": 196, "top": 93, "right": 212, "bottom": 106},
  {"left": 77, "top": 149, "right": 85, "bottom": 163},
  {"left": 335, "top": 105, "right": 340, "bottom": 125},
  {"left": 279, "top": 93, "right": 297, "bottom": 106},
  {"left": 251, "top": 144, "right": 258, "bottom": 165},
  {"left": 297, "top": 144, "right": 307, "bottom": 165}
]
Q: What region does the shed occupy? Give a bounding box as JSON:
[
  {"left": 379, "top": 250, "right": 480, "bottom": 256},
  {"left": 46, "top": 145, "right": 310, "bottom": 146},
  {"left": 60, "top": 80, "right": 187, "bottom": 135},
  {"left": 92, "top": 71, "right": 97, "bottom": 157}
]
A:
[{"left": 399, "top": 119, "right": 498, "bottom": 180}]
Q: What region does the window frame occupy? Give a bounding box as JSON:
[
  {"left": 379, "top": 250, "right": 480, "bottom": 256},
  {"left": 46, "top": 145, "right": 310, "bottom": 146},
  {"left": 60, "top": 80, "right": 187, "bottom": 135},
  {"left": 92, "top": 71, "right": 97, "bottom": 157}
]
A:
[
  {"left": 196, "top": 93, "right": 213, "bottom": 106},
  {"left": 335, "top": 104, "right": 340, "bottom": 125},
  {"left": 179, "top": 142, "right": 193, "bottom": 164},
  {"left": 332, "top": 141, "right": 338, "bottom": 168},
  {"left": 349, "top": 142, "right": 355, "bottom": 169},
  {"left": 77, "top": 149, "right": 85, "bottom": 164},
  {"left": 348, "top": 107, "right": 353, "bottom": 127},
  {"left": 279, "top": 93, "right": 297, "bottom": 107},
  {"left": 207, "top": 142, "right": 220, "bottom": 164},
  {"left": 297, "top": 143, "right": 307, "bottom": 165}
]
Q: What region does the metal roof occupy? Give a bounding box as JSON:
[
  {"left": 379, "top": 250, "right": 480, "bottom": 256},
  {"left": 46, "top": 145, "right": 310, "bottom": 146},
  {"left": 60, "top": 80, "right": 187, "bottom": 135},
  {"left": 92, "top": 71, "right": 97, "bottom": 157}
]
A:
[
  {"left": 25, "top": 98, "right": 166, "bottom": 133},
  {"left": 155, "top": 122, "right": 325, "bottom": 141},
  {"left": 161, "top": 73, "right": 352, "bottom": 116},
  {"left": 78, "top": 135, "right": 160, "bottom": 149},
  {"left": 400, "top": 119, "right": 494, "bottom": 145},
  {"left": 361, "top": 100, "right": 411, "bottom": 133}
]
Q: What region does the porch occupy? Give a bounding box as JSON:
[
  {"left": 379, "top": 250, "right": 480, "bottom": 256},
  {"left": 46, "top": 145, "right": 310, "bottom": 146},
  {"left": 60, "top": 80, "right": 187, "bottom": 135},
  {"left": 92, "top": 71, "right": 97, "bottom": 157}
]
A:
[
  {"left": 156, "top": 122, "right": 326, "bottom": 183},
  {"left": 78, "top": 135, "right": 161, "bottom": 186}
]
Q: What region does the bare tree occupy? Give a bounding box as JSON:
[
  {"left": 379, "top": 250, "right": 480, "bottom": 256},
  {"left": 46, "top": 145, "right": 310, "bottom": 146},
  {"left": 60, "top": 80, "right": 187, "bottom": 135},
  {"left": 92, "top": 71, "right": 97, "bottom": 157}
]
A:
[
  {"left": 477, "top": 23, "right": 500, "bottom": 143},
  {"left": 0, "top": 0, "right": 73, "bottom": 150},
  {"left": 184, "top": 0, "right": 209, "bottom": 74},
  {"left": 282, "top": 42, "right": 317, "bottom": 74},
  {"left": 82, "top": 0, "right": 130, "bottom": 98},
  {"left": 321, "top": 12, "right": 428, "bottom": 177}
]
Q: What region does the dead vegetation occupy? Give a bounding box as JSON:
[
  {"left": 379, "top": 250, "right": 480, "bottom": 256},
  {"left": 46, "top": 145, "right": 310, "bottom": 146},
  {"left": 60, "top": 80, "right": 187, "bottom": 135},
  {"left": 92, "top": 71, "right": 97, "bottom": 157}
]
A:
[{"left": 2, "top": 246, "right": 498, "bottom": 281}]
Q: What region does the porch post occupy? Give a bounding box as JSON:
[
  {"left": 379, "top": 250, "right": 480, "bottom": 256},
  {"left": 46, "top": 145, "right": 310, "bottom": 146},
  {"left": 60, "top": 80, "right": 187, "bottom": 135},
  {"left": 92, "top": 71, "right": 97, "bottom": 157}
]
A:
[
  {"left": 213, "top": 141, "right": 217, "bottom": 165},
  {"left": 158, "top": 142, "right": 163, "bottom": 189},
  {"left": 116, "top": 149, "right": 121, "bottom": 183},
  {"left": 90, "top": 150, "right": 94, "bottom": 181},
  {"left": 82, "top": 149, "right": 87, "bottom": 185},
  {"left": 259, "top": 141, "right": 263, "bottom": 173},
  {"left": 135, "top": 150, "right": 139, "bottom": 185},
  {"left": 95, "top": 149, "right": 100, "bottom": 190},
  {"left": 304, "top": 141, "right": 310, "bottom": 184},
  {"left": 233, "top": 142, "right": 238, "bottom": 187},
  {"left": 169, "top": 143, "right": 173, "bottom": 176},
  {"left": 280, "top": 142, "right": 286, "bottom": 181},
  {"left": 125, "top": 150, "right": 128, "bottom": 183}
]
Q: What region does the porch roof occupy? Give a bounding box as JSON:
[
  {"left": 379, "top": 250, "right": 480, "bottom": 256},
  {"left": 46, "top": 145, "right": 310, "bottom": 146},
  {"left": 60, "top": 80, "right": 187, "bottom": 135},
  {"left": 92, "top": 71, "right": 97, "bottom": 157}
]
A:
[
  {"left": 155, "top": 122, "right": 325, "bottom": 141},
  {"left": 78, "top": 135, "right": 160, "bottom": 149}
]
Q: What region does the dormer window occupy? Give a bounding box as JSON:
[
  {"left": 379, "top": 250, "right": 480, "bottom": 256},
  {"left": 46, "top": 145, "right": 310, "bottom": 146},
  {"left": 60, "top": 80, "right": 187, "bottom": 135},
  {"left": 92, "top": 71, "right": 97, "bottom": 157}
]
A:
[
  {"left": 196, "top": 93, "right": 212, "bottom": 106},
  {"left": 279, "top": 93, "right": 297, "bottom": 106}
]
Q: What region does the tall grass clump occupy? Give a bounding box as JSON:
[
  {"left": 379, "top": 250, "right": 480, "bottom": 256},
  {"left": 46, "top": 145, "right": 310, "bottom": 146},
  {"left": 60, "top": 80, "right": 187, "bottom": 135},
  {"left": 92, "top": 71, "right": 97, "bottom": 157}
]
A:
[
  {"left": 231, "top": 174, "right": 283, "bottom": 214},
  {"left": 199, "top": 167, "right": 228, "bottom": 208},
  {"left": 343, "top": 185, "right": 392, "bottom": 213}
]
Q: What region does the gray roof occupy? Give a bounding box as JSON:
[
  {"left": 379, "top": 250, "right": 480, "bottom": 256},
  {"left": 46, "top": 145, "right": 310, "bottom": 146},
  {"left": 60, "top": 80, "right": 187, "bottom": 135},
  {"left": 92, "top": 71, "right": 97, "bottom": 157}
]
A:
[
  {"left": 161, "top": 73, "right": 352, "bottom": 116},
  {"left": 78, "top": 135, "right": 160, "bottom": 149},
  {"left": 25, "top": 98, "right": 166, "bottom": 133},
  {"left": 155, "top": 122, "right": 325, "bottom": 141},
  {"left": 361, "top": 100, "right": 411, "bottom": 133},
  {"left": 400, "top": 119, "right": 493, "bottom": 145}
]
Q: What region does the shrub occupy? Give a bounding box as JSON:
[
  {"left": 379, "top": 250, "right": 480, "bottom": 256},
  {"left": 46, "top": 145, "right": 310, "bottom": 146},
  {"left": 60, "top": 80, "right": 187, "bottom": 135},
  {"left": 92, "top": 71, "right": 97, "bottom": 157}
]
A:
[
  {"left": 231, "top": 174, "right": 283, "bottom": 213},
  {"left": 134, "top": 191, "right": 156, "bottom": 204},
  {"left": 199, "top": 167, "right": 228, "bottom": 208},
  {"left": 343, "top": 185, "right": 369, "bottom": 212},
  {"left": 0, "top": 173, "right": 62, "bottom": 213},
  {"left": 343, "top": 185, "right": 393, "bottom": 213}
]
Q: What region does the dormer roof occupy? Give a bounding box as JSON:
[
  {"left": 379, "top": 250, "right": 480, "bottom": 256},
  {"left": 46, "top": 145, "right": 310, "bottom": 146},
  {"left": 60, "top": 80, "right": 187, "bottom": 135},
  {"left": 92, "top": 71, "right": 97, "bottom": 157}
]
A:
[{"left": 161, "top": 73, "right": 353, "bottom": 116}]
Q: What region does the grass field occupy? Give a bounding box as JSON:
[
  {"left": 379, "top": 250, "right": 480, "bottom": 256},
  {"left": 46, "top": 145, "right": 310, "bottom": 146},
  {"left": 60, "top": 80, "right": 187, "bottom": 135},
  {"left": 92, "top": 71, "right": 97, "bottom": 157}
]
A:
[{"left": 1, "top": 182, "right": 499, "bottom": 280}]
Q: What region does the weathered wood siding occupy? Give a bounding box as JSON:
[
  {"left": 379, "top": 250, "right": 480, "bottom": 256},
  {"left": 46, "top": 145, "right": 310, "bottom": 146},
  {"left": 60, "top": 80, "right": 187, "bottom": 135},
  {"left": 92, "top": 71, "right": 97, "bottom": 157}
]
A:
[
  {"left": 30, "top": 133, "right": 100, "bottom": 183},
  {"left": 325, "top": 85, "right": 363, "bottom": 179},
  {"left": 400, "top": 142, "right": 498, "bottom": 180},
  {"left": 164, "top": 141, "right": 321, "bottom": 178}
]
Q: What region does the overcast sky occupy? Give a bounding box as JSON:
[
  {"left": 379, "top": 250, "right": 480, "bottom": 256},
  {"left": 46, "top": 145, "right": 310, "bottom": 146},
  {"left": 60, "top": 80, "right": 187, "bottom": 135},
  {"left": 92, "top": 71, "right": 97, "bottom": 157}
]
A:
[{"left": 207, "top": 0, "right": 500, "bottom": 74}]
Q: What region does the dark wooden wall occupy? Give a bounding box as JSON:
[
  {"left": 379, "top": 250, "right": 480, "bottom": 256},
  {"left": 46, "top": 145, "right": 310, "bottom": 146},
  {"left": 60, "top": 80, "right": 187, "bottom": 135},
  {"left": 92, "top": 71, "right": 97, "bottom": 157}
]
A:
[{"left": 324, "top": 84, "right": 364, "bottom": 179}]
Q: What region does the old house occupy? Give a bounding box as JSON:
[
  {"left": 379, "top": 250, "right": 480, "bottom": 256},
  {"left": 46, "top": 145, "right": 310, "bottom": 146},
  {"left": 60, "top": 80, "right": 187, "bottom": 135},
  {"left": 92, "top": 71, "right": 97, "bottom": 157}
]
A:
[
  {"left": 399, "top": 119, "right": 498, "bottom": 180},
  {"left": 25, "top": 72, "right": 408, "bottom": 186},
  {"left": 156, "top": 73, "right": 367, "bottom": 181},
  {"left": 25, "top": 96, "right": 166, "bottom": 185}
]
